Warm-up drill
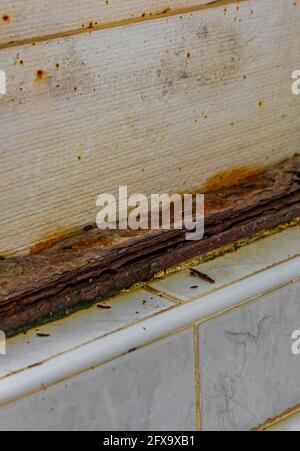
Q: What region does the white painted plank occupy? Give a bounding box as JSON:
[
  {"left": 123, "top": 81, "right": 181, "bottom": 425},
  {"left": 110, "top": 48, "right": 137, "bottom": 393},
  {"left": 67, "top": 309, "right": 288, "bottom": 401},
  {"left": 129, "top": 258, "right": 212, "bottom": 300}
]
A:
[
  {"left": 0, "top": 0, "right": 217, "bottom": 46},
  {"left": 0, "top": 0, "right": 300, "bottom": 255}
]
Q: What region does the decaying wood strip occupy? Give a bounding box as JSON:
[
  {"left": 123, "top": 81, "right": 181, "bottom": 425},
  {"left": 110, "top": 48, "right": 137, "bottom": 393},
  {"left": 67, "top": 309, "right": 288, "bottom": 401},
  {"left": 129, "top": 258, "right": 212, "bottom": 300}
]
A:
[
  {"left": 0, "top": 156, "right": 299, "bottom": 335},
  {"left": 1, "top": 0, "right": 300, "bottom": 256}
]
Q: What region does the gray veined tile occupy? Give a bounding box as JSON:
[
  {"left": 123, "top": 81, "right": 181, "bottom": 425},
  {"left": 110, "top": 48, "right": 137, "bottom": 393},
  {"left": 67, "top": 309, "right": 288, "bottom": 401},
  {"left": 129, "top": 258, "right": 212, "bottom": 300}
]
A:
[
  {"left": 0, "top": 329, "right": 196, "bottom": 431},
  {"left": 199, "top": 279, "right": 300, "bottom": 431},
  {"left": 149, "top": 227, "right": 300, "bottom": 302},
  {"left": 0, "top": 288, "right": 174, "bottom": 380}
]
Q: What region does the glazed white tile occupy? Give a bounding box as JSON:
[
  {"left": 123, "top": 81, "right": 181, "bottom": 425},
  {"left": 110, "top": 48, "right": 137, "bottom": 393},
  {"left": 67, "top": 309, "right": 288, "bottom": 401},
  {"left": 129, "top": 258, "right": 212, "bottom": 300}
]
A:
[
  {"left": 149, "top": 227, "right": 300, "bottom": 302},
  {"left": 0, "top": 288, "right": 174, "bottom": 380},
  {"left": 0, "top": 330, "right": 196, "bottom": 431},
  {"left": 0, "top": 254, "right": 299, "bottom": 410},
  {"left": 267, "top": 411, "right": 300, "bottom": 431},
  {"left": 199, "top": 280, "right": 300, "bottom": 431},
  {"left": 0, "top": 232, "right": 299, "bottom": 424}
]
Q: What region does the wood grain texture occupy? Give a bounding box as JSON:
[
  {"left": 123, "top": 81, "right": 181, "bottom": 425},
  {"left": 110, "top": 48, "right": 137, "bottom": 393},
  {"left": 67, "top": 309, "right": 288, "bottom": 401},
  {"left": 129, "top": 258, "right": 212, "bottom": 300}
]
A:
[
  {"left": 0, "top": 0, "right": 300, "bottom": 255},
  {"left": 0, "top": 0, "right": 217, "bottom": 47}
]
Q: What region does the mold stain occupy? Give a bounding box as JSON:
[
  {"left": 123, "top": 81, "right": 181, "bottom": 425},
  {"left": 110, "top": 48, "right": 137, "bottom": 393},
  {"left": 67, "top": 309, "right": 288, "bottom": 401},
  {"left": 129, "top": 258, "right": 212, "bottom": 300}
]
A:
[{"left": 157, "top": 22, "right": 242, "bottom": 97}]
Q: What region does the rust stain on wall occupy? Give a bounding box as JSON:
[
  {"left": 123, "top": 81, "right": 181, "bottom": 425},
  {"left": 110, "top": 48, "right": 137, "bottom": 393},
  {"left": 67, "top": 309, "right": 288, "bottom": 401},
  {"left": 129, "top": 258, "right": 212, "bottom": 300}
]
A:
[
  {"left": 36, "top": 69, "right": 48, "bottom": 82},
  {"left": 1, "top": 15, "right": 10, "bottom": 23},
  {"left": 29, "top": 229, "right": 76, "bottom": 255},
  {"left": 202, "top": 165, "right": 263, "bottom": 192}
]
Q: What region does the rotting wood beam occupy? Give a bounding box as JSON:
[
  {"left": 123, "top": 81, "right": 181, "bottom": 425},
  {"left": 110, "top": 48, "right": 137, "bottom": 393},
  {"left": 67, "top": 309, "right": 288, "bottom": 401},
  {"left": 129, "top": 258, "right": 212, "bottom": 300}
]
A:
[{"left": 0, "top": 155, "right": 299, "bottom": 336}]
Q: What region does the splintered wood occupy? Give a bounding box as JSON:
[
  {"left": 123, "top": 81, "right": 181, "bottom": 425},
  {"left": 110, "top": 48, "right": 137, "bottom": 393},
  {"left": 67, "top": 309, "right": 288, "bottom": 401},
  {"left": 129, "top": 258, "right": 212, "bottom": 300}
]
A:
[{"left": 0, "top": 156, "right": 299, "bottom": 335}]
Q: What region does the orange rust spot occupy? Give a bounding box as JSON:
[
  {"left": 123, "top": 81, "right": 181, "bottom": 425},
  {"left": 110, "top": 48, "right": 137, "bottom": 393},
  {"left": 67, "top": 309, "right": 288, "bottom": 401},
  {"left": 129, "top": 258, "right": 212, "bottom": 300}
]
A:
[
  {"left": 2, "top": 15, "right": 10, "bottom": 22},
  {"left": 71, "top": 234, "right": 114, "bottom": 251},
  {"left": 202, "top": 165, "right": 263, "bottom": 193},
  {"left": 36, "top": 69, "right": 47, "bottom": 81},
  {"left": 29, "top": 230, "right": 75, "bottom": 255}
]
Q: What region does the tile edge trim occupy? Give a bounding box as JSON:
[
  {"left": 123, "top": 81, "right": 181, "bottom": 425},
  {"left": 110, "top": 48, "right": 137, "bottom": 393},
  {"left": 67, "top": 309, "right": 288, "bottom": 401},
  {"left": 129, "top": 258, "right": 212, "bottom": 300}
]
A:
[{"left": 0, "top": 255, "right": 299, "bottom": 408}]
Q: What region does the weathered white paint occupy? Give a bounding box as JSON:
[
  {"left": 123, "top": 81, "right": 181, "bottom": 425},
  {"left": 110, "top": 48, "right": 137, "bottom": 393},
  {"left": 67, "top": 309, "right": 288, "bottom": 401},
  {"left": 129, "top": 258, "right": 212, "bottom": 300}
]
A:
[
  {"left": 0, "top": 0, "right": 300, "bottom": 255},
  {"left": 0, "top": 0, "right": 217, "bottom": 46}
]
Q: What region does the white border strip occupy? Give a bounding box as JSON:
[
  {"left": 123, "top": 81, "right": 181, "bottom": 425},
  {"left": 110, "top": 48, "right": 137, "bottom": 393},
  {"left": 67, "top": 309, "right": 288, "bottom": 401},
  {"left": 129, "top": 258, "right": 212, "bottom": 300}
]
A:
[{"left": 0, "top": 255, "right": 300, "bottom": 407}]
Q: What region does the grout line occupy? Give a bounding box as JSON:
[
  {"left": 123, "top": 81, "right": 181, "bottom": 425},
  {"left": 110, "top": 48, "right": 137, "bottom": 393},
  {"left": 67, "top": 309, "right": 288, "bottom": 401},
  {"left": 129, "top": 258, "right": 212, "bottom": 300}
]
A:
[
  {"left": 194, "top": 274, "right": 300, "bottom": 327},
  {"left": 253, "top": 404, "right": 300, "bottom": 431},
  {"left": 0, "top": 0, "right": 248, "bottom": 50},
  {"left": 126, "top": 222, "right": 300, "bottom": 302},
  {"left": 193, "top": 325, "right": 202, "bottom": 431},
  {"left": 185, "top": 253, "right": 300, "bottom": 303},
  {"left": 144, "top": 285, "right": 183, "bottom": 305},
  {"left": 146, "top": 253, "right": 300, "bottom": 324},
  {"left": 151, "top": 251, "right": 300, "bottom": 305}
]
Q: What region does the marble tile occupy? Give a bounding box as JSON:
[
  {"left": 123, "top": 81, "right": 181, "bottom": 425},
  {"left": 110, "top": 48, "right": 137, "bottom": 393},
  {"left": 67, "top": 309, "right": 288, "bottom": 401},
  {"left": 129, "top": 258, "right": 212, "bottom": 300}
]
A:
[
  {"left": 199, "top": 280, "right": 300, "bottom": 431},
  {"left": 0, "top": 288, "right": 174, "bottom": 380},
  {"left": 149, "top": 227, "right": 300, "bottom": 302},
  {"left": 0, "top": 329, "right": 196, "bottom": 431}
]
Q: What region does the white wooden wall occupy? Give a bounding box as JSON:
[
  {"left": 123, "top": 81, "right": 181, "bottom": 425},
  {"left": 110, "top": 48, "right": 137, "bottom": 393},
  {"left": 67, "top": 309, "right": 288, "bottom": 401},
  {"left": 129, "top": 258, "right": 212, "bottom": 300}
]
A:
[
  {"left": 0, "top": 0, "right": 217, "bottom": 47},
  {"left": 0, "top": 0, "right": 300, "bottom": 255}
]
